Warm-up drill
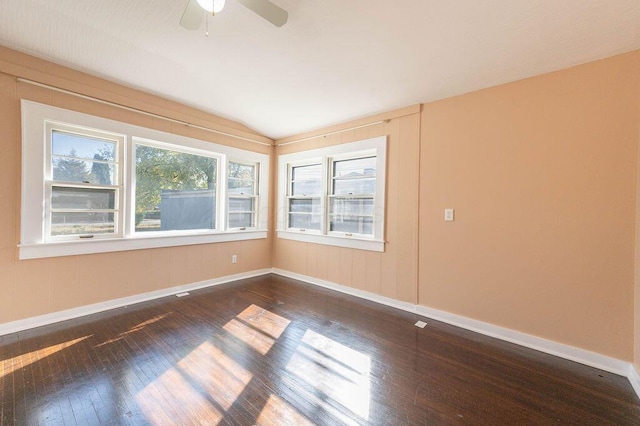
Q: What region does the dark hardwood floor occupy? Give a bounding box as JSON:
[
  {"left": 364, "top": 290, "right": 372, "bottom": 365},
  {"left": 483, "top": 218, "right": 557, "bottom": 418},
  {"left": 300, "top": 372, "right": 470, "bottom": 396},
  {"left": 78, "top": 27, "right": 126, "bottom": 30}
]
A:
[{"left": 1, "top": 274, "right": 639, "bottom": 425}]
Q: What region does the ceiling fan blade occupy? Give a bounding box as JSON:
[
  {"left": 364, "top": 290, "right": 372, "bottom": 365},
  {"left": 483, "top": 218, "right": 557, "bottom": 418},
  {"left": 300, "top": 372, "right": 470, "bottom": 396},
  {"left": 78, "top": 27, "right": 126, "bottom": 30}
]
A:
[
  {"left": 236, "top": 0, "right": 288, "bottom": 27},
  {"left": 180, "top": 0, "right": 204, "bottom": 30}
]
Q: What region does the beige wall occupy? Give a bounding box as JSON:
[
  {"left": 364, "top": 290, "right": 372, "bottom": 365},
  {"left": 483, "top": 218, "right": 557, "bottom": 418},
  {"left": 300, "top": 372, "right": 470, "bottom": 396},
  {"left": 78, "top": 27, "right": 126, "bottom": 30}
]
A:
[
  {"left": 420, "top": 50, "right": 640, "bottom": 361},
  {"left": 273, "top": 107, "right": 421, "bottom": 304},
  {"left": 2, "top": 44, "right": 640, "bottom": 366},
  {"left": 636, "top": 66, "right": 640, "bottom": 372},
  {"left": 0, "top": 47, "right": 273, "bottom": 324}
]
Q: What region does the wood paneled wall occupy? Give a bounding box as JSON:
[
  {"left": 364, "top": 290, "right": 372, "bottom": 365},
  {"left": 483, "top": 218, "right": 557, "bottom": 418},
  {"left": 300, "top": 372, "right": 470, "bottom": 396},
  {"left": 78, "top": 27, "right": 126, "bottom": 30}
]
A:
[
  {"left": 273, "top": 109, "right": 421, "bottom": 304},
  {"left": 3, "top": 43, "right": 640, "bottom": 369},
  {"left": 0, "top": 47, "right": 272, "bottom": 324}
]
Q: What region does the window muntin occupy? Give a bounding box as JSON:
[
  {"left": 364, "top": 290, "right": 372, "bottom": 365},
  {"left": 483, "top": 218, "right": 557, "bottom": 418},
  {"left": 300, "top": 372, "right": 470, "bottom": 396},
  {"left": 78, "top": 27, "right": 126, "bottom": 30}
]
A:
[
  {"left": 329, "top": 156, "right": 376, "bottom": 236},
  {"left": 134, "top": 143, "right": 219, "bottom": 233},
  {"left": 287, "top": 163, "right": 323, "bottom": 231},
  {"left": 228, "top": 161, "right": 258, "bottom": 229},
  {"left": 46, "top": 126, "right": 121, "bottom": 240}
]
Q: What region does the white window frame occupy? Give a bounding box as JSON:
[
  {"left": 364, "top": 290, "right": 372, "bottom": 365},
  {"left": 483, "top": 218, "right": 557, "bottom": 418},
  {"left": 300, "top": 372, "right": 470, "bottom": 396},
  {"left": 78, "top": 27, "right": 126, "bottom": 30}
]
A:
[
  {"left": 45, "top": 121, "right": 125, "bottom": 242},
  {"left": 130, "top": 137, "right": 224, "bottom": 236},
  {"left": 277, "top": 136, "right": 386, "bottom": 252},
  {"left": 327, "top": 153, "right": 377, "bottom": 238},
  {"left": 20, "top": 100, "right": 269, "bottom": 260},
  {"left": 285, "top": 158, "right": 324, "bottom": 235},
  {"left": 227, "top": 159, "right": 259, "bottom": 231}
]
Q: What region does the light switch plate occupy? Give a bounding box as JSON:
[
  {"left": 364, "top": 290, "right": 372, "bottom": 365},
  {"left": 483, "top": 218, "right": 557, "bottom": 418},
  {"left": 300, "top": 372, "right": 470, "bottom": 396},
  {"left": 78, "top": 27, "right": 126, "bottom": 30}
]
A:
[{"left": 444, "top": 208, "right": 454, "bottom": 221}]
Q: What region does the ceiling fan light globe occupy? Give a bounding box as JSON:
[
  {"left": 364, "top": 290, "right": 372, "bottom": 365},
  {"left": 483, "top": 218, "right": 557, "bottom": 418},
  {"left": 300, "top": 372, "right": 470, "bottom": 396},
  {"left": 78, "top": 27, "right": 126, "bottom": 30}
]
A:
[{"left": 196, "top": 0, "right": 225, "bottom": 13}]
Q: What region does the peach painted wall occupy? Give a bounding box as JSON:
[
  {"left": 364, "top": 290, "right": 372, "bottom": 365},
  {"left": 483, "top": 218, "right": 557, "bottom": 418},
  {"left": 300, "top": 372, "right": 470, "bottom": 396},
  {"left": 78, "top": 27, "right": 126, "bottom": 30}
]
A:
[
  {"left": 3, "top": 43, "right": 640, "bottom": 366},
  {"left": 272, "top": 107, "right": 421, "bottom": 304},
  {"left": 420, "top": 50, "right": 640, "bottom": 360},
  {"left": 0, "top": 47, "right": 273, "bottom": 325},
  {"left": 636, "top": 69, "right": 640, "bottom": 372}
]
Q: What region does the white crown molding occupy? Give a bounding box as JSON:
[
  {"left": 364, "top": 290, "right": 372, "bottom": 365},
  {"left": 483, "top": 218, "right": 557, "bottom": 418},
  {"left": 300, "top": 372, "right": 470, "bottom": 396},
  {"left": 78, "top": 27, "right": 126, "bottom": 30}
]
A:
[{"left": 0, "top": 269, "right": 271, "bottom": 336}]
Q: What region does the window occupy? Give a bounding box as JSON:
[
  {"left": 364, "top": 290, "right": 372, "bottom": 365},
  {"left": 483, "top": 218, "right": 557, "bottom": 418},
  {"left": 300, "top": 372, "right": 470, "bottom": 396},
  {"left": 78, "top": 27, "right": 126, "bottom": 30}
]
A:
[
  {"left": 277, "top": 136, "right": 386, "bottom": 252},
  {"left": 329, "top": 156, "right": 376, "bottom": 236},
  {"left": 134, "top": 142, "right": 219, "bottom": 233},
  {"left": 227, "top": 161, "right": 258, "bottom": 229},
  {"left": 47, "top": 125, "right": 123, "bottom": 240},
  {"left": 287, "top": 162, "right": 322, "bottom": 231},
  {"left": 20, "top": 100, "right": 269, "bottom": 259}
]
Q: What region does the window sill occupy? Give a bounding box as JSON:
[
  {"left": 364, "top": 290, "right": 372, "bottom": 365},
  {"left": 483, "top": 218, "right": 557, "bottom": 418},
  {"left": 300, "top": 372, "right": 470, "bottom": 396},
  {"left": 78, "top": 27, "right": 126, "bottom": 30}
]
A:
[
  {"left": 277, "top": 230, "right": 385, "bottom": 252},
  {"left": 19, "top": 230, "right": 268, "bottom": 260}
]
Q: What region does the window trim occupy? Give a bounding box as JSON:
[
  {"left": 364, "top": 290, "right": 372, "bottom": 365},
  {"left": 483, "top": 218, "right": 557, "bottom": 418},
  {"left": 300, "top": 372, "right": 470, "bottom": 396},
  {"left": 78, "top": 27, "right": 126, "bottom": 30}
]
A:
[
  {"left": 45, "top": 122, "right": 125, "bottom": 241},
  {"left": 227, "top": 159, "right": 260, "bottom": 231},
  {"left": 130, "top": 137, "right": 224, "bottom": 236},
  {"left": 20, "top": 100, "right": 269, "bottom": 260},
  {"left": 285, "top": 158, "right": 324, "bottom": 235},
  {"left": 277, "top": 136, "right": 386, "bottom": 252}
]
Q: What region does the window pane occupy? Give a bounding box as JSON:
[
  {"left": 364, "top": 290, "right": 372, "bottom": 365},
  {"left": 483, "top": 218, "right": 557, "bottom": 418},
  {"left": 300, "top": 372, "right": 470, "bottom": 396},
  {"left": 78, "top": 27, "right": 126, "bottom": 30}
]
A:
[
  {"left": 332, "top": 157, "right": 376, "bottom": 195},
  {"left": 329, "top": 216, "right": 373, "bottom": 235},
  {"left": 52, "top": 158, "right": 116, "bottom": 185},
  {"left": 229, "top": 213, "right": 254, "bottom": 228},
  {"left": 228, "top": 162, "right": 256, "bottom": 195},
  {"left": 52, "top": 131, "right": 116, "bottom": 161},
  {"left": 135, "top": 145, "right": 217, "bottom": 232},
  {"left": 52, "top": 187, "right": 116, "bottom": 210},
  {"left": 329, "top": 198, "right": 374, "bottom": 216},
  {"left": 51, "top": 212, "right": 115, "bottom": 236},
  {"left": 291, "top": 164, "right": 322, "bottom": 196},
  {"left": 288, "top": 213, "right": 321, "bottom": 230},
  {"left": 333, "top": 157, "right": 376, "bottom": 179},
  {"left": 288, "top": 198, "right": 321, "bottom": 213},
  {"left": 52, "top": 131, "right": 116, "bottom": 185},
  {"left": 229, "top": 197, "right": 255, "bottom": 213},
  {"left": 333, "top": 178, "right": 376, "bottom": 195},
  {"left": 228, "top": 163, "right": 255, "bottom": 179},
  {"left": 228, "top": 179, "right": 255, "bottom": 195}
]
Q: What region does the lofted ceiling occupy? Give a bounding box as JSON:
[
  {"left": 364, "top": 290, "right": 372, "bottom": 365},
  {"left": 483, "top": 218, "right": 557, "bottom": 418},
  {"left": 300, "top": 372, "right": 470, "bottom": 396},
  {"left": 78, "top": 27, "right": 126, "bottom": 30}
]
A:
[{"left": 0, "top": 0, "right": 639, "bottom": 139}]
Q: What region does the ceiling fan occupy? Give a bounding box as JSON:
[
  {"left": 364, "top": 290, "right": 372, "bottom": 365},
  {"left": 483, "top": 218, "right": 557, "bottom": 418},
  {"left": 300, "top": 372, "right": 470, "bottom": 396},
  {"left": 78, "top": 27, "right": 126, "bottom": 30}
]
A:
[{"left": 180, "top": 0, "right": 288, "bottom": 29}]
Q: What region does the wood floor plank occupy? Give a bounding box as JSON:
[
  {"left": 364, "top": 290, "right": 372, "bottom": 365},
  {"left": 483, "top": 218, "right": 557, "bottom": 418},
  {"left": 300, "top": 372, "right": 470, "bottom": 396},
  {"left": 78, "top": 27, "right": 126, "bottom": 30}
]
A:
[{"left": 1, "top": 274, "right": 639, "bottom": 425}]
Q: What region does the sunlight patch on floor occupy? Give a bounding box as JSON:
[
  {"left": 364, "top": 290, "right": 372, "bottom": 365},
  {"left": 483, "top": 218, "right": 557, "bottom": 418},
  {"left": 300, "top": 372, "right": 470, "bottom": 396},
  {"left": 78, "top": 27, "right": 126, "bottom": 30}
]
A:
[
  {"left": 96, "top": 312, "right": 172, "bottom": 346},
  {"left": 224, "top": 304, "right": 291, "bottom": 355},
  {"left": 237, "top": 304, "right": 291, "bottom": 339},
  {"left": 256, "top": 394, "right": 315, "bottom": 426},
  {"left": 177, "top": 340, "right": 253, "bottom": 410},
  {"left": 0, "top": 335, "right": 91, "bottom": 379},
  {"left": 135, "top": 366, "right": 223, "bottom": 425},
  {"left": 286, "top": 329, "right": 372, "bottom": 421}
]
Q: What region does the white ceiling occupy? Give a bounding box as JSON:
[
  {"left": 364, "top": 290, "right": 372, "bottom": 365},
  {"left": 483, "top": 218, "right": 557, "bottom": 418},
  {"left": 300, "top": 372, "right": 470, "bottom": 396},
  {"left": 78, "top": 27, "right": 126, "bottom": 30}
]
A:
[{"left": 0, "top": 1, "right": 639, "bottom": 139}]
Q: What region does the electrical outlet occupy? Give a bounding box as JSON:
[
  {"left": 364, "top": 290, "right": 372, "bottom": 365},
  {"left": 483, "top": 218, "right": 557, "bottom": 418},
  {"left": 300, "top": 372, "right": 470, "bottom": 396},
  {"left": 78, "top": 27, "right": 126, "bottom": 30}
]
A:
[{"left": 231, "top": 255, "right": 238, "bottom": 264}]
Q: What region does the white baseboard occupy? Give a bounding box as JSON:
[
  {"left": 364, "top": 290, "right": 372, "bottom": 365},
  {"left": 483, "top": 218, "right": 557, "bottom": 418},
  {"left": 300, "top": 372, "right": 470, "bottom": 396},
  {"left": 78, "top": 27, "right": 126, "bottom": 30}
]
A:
[
  {"left": 271, "top": 269, "right": 635, "bottom": 383},
  {"left": 3, "top": 267, "right": 639, "bottom": 402},
  {"left": 414, "top": 305, "right": 630, "bottom": 376},
  {"left": 0, "top": 269, "right": 271, "bottom": 336},
  {"left": 271, "top": 268, "right": 417, "bottom": 314},
  {"left": 629, "top": 365, "right": 640, "bottom": 401}
]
